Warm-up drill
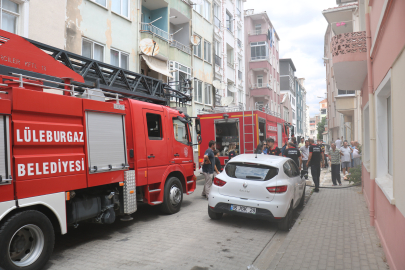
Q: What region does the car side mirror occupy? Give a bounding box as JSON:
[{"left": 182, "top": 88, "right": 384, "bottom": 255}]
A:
[{"left": 195, "top": 118, "right": 201, "bottom": 135}]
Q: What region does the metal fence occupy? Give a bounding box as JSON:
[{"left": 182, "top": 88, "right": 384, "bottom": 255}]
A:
[
  {"left": 169, "top": 40, "right": 191, "bottom": 55},
  {"left": 140, "top": 23, "right": 169, "bottom": 41}
]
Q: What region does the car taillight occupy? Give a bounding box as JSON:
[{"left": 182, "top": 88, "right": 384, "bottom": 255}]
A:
[
  {"left": 266, "top": 185, "right": 288, "bottom": 193},
  {"left": 213, "top": 177, "right": 226, "bottom": 187}
]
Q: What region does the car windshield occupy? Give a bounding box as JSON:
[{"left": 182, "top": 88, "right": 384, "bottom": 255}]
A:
[{"left": 225, "top": 162, "right": 278, "bottom": 181}]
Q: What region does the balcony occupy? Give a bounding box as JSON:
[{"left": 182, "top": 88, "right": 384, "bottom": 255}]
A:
[
  {"left": 226, "top": 64, "right": 235, "bottom": 82},
  {"left": 335, "top": 94, "right": 357, "bottom": 116},
  {"left": 140, "top": 23, "right": 169, "bottom": 41},
  {"left": 169, "top": 40, "right": 191, "bottom": 55},
  {"left": 215, "top": 55, "right": 221, "bottom": 67},
  {"left": 331, "top": 31, "right": 367, "bottom": 90},
  {"left": 251, "top": 55, "right": 269, "bottom": 61}
]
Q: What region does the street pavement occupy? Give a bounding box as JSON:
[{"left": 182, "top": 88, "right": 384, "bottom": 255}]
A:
[
  {"left": 262, "top": 168, "right": 389, "bottom": 270},
  {"left": 45, "top": 179, "right": 282, "bottom": 270}
]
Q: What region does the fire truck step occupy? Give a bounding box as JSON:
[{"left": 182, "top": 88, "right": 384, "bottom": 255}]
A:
[
  {"left": 149, "top": 189, "right": 161, "bottom": 193},
  {"left": 187, "top": 180, "right": 194, "bottom": 184},
  {"left": 245, "top": 133, "right": 254, "bottom": 135},
  {"left": 151, "top": 201, "right": 163, "bottom": 205}
]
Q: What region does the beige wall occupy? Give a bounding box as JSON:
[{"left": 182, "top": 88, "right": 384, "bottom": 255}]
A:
[
  {"left": 392, "top": 47, "right": 405, "bottom": 217},
  {"left": 29, "top": 0, "right": 67, "bottom": 49}
]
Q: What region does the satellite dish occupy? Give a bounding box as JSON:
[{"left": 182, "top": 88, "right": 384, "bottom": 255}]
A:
[
  {"left": 221, "top": 96, "right": 233, "bottom": 106},
  {"left": 213, "top": 80, "right": 226, "bottom": 90},
  {"left": 190, "top": 0, "right": 203, "bottom": 5},
  {"left": 140, "top": 38, "right": 159, "bottom": 56},
  {"left": 228, "top": 85, "right": 237, "bottom": 93},
  {"left": 190, "top": 34, "right": 201, "bottom": 46}
]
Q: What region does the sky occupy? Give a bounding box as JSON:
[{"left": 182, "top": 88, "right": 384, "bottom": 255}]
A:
[{"left": 244, "top": 0, "right": 336, "bottom": 117}]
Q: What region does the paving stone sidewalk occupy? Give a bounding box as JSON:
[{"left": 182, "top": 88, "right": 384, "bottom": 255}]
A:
[{"left": 268, "top": 169, "right": 389, "bottom": 270}]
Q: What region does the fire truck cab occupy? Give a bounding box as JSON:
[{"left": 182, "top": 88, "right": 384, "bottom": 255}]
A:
[{"left": 0, "top": 30, "right": 197, "bottom": 270}]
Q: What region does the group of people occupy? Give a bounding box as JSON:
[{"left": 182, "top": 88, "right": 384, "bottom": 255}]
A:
[{"left": 200, "top": 136, "right": 360, "bottom": 198}]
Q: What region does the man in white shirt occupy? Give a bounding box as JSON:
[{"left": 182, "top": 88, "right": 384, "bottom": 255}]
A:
[
  {"left": 299, "top": 140, "right": 310, "bottom": 179},
  {"left": 340, "top": 141, "right": 353, "bottom": 176},
  {"left": 335, "top": 138, "right": 342, "bottom": 150}
]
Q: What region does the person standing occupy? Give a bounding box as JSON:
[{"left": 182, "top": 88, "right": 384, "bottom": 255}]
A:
[
  {"left": 328, "top": 143, "right": 343, "bottom": 186},
  {"left": 262, "top": 141, "right": 268, "bottom": 154},
  {"left": 352, "top": 146, "right": 361, "bottom": 167},
  {"left": 267, "top": 138, "right": 282, "bottom": 156},
  {"left": 335, "top": 137, "right": 342, "bottom": 150},
  {"left": 284, "top": 142, "right": 302, "bottom": 168},
  {"left": 307, "top": 138, "right": 324, "bottom": 192},
  {"left": 202, "top": 140, "right": 215, "bottom": 198},
  {"left": 350, "top": 141, "right": 356, "bottom": 167},
  {"left": 228, "top": 143, "right": 237, "bottom": 160},
  {"left": 340, "top": 141, "right": 353, "bottom": 177},
  {"left": 281, "top": 139, "right": 288, "bottom": 156},
  {"left": 300, "top": 140, "right": 310, "bottom": 179},
  {"left": 298, "top": 138, "right": 305, "bottom": 148}
]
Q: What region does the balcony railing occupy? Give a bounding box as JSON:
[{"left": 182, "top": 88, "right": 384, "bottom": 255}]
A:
[
  {"left": 169, "top": 40, "right": 191, "bottom": 55},
  {"left": 255, "top": 103, "right": 280, "bottom": 118},
  {"left": 227, "top": 60, "right": 234, "bottom": 67},
  {"left": 215, "top": 55, "right": 221, "bottom": 67},
  {"left": 249, "top": 29, "right": 267, "bottom": 35},
  {"left": 251, "top": 56, "right": 269, "bottom": 61},
  {"left": 140, "top": 22, "right": 169, "bottom": 41},
  {"left": 331, "top": 31, "right": 367, "bottom": 57},
  {"left": 237, "top": 38, "right": 242, "bottom": 48},
  {"left": 251, "top": 83, "right": 266, "bottom": 89},
  {"left": 238, "top": 70, "right": 242, "bottom": 80},
  {"left": 214, "top": 16, "right": 221, "bottom": 28}
]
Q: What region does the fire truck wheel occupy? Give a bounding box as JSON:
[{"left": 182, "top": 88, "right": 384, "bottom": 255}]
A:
[
  {"left": 160, "top": 177, "right": 183, "bottom": 214},
  {"left": 0, "top": 210, "right": 55, "bottom": 270}
]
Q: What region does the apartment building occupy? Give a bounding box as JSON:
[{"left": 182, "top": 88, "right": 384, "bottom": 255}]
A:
[
  {"left": 244, "top": 9, "right": 280, "bottom": 113},
  {"left": 295, "top": 77, "right": 306, "bottom": 139},
  {"left": 323, "top": 1, "right": 405, "bottom": 269},
  {"left": 279, "top": 58, "right": 296, "bottom": 131},
  {"left": 212, "top": 0, "right": 245, "bottom": 109}
]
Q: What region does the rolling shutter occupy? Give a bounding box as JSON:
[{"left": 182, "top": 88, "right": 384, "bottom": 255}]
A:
[{"left": 86, "top": 112, "right": 127, "bottom": 173}]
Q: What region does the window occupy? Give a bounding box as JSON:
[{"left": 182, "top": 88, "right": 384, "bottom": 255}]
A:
[
  {"left": 226, "top": 11, "right": 232, "bottom": 32},
  {"left": 214, "top": 3, "right": 220, "bottom": 27},
  {"left": 257, "top": 75, "right": 263, "bottom": 87},
  {"left": 173, "top": 118, "right": 189, "bottom": 145},
  {"left": 321, "top": 109, "right": 326, "bottom": 114},
  {"left": 387, "top": 96, "right": 392, "bottom": 175},
  {"left": 238, "top": 90, "right": 243, "bottom": 104},
  {"left": 225, "top": 162, "right": 278, "bottom": 181},
  {"left": 205, "top": 83, "right": 212, "bottom": 105},
  {"left": 283, "top": 161, "right": 292, "bottom": 177},
  {"left": 193, "top": 34, "right": 202, "bottom": 58},
  {"left": 194, "top": 79, "right": 203, "bottom": 103},
  {"left": 250, "top": 42, "right": 268, "bottom": 60},
  {"left": 214, "top": 40, "right": 221, "bottom": 66},
  {"left": 1, "top": 0, "right": 19, "bottom": 34},
  {"left": 112, "top": 0, "right": 129, "bottom": 17},
  {"left": 204, "top": 40, "right": 211, "bottom": 63},
  {"left": 82, "top": 38, "right": 104, "bottom": 62},
  {"left": 193, "top": 2, "right": 202, "bottom": 14},
  {"left": 255, "top": 24, "right": 261, "bottom": 35},
  {"left": 363, "top": 105, "right": 370, "bottom": 162},
  {"left": 292, "top": 110, "right": 295, "bottom": 120},
  {"left": 227, "top": 88, "right": 234, "bottom": 101},
  {"left": 203, "top": 0, "right": 210, "bottom": 21},
  {"left": 91, "top": 0, "right": 107, "bottom": 7},
  {"left": 169, "top": 61, "right": 191, "bottom": 94},
  {"left": 338, "top": 90, "right": 355, "bottom": 95},
  {"left": 110, "top": 49, "right": 129, "bottom": 69},
  {"left": 146, "top": 113, "right": 163, "bottom": 140}
]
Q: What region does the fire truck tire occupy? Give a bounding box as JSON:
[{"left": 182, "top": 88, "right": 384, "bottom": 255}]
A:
[
  {"left": 0, "top": 210, "right": 55, "bottom": 270},
  {"left": 159, "top": 177, "right": 183, "bottom": 214}
]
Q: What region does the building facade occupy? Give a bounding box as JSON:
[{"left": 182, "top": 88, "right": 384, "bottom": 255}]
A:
[
  {"left": 295, "top": 77, "right": 306, "bottom": 139},
  {"left": 323, "top": 1, "right": 405, "bottom": 269},
  {"left": 212, "top": 0, "right": 245, "bottom": 109},
  {"left": 244, "top": 9, "right": 280, "bottom": 113},
  {"left": 279, "top": 58, "right": 296, "bottom": 131},
  {"left": 323, "top": 3, "right": 362, "bottom": 143}
]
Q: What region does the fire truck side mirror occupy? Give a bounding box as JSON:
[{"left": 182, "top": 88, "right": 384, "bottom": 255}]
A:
[
  {"left": 197, "top": 135, "right": 202, "bottom": 144},
  {"left": 195, "top": 118, "right": 201, "bottom": 135}
]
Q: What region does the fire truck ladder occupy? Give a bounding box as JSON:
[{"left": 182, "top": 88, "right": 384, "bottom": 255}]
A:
[{"left": 243, "top": 109, "right": 255, "bottom": 154}]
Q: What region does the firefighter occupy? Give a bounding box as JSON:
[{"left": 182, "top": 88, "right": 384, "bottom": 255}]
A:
[
  {"left": 267, "top": 138, "right": 282, "bottom": 156},
  {"left": 284, "top": 141, "right": 302, "bottom": 168},
  {"left": 202, "top": 140, "right": 216, "bottom": 198},
  {"left": 306, "top": 138, "right": 324, "bottom": 192}
]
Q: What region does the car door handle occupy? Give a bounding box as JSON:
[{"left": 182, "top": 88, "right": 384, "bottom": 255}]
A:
[
  {"left": 148, "top": 155, "right": 155, "bottom": 159},
  {"left": 174, "top": 153, "right": 180, "bottom": 157}
]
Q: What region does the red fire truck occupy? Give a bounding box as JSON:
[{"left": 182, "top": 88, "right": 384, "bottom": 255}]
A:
[
  {"left": 198, "top": 107, "right": 290, "bottom": 167},
  {"left": 0, "top": 30, "right": 199, "bottom": 270}
]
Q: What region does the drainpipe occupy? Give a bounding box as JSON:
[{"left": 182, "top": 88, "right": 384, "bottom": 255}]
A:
[{"left": 365, "top": 2, "right": 376, "bottom": 226}]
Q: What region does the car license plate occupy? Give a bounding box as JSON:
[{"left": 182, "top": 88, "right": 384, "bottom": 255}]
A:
[{"left": 230, "top": 205, "right": 256, "bottom": 214}]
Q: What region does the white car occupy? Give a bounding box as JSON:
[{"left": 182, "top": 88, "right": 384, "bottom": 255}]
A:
[{"left": 208, "top": 154, "right": 306, "bottom": 231}]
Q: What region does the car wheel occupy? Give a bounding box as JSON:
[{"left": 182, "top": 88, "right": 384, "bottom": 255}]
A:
[
  {"left": 278, "top": 202, "right": 293, "bottom": 231},
  {"left": 159, "top": 177, "right": 183, "bottom": 214},
  {"left": 298, "top": 184, "right": 306, "bottom": 207},
  {"left": 208, "top": 206, "right": 223, "bottom": 220},
  {"left": 0, "top": 210, "right": 55, "bottom": 270}
]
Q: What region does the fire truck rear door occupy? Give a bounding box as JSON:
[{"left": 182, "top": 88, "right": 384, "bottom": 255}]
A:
[
  {"left": 0, "top": 100, "right": 14, "bottom": 204},
  {"left": 143, "top": 108, "right": 168, "bottom": 184}
]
